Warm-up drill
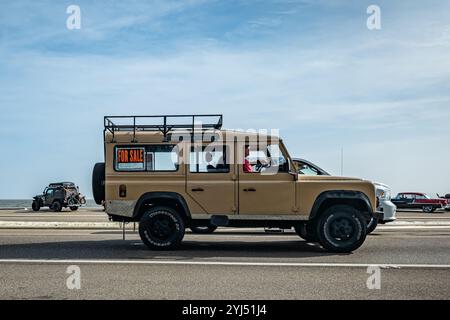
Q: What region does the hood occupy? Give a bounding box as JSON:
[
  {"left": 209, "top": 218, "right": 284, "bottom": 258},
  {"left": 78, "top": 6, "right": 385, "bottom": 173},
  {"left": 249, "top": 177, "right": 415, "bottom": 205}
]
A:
[
  {"left": 373, "top": 181, "right": 391, "bottom": 190},
  {"left": 298, "top": 175, "right": 364, "bottom": 182}
]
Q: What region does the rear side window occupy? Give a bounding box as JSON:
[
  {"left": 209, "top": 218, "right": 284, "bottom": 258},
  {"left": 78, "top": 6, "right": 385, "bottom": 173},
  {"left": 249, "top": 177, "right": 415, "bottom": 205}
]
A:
[
  {"left": 115, "top": 145, "right": 179, "bottom": 172},
  {"left": 189, "top": 145, "right": 230, "bottom": 173}
]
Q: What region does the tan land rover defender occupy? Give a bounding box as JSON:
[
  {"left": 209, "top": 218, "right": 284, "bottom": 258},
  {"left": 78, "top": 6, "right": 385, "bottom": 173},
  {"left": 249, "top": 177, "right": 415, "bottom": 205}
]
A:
[{"left": 92, "top": 115, "right": 378, "bottom": 253}]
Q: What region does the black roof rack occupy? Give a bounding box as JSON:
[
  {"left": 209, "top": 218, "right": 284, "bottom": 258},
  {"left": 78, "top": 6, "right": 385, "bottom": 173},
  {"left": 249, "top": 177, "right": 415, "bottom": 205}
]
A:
[
  {"left": 104, "top": 114, "right": 223, "bottom": 142},
  {"left": 48, "top": 182, "right": 76, "bottom": 188}
]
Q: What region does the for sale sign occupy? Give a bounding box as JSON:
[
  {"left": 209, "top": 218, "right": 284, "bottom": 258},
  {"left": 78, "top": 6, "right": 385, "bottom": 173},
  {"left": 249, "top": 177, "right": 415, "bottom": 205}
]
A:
[{"left": 115, "top": 147, "right": 145, "bottom": 170}]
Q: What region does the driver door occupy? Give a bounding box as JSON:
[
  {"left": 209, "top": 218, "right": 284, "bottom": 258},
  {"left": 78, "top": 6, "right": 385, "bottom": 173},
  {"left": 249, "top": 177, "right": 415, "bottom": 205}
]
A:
[
  {"left": 44, "top": 188, "right": 54, "bottom": 206},
  {"left": 238, "top": 141, "right": 297, "bottom": 215}
]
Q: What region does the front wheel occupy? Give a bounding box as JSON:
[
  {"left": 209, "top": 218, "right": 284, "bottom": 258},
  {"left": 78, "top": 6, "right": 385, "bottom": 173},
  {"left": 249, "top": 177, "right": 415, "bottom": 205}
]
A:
[
  {"left": 366, "top": 217, "right": 378, "bottom": 234},
  {"left": 139, "top": 206, "right": 185, "bottom": 250},
  {"left": 190, "top": 225, "right": 217, "bottom": 234},
  {"left": 32, "top": 201, "right": 40, "bottom": 212},
  {"left": 316, "top": 205, "right": 367, "bottom": 253}
]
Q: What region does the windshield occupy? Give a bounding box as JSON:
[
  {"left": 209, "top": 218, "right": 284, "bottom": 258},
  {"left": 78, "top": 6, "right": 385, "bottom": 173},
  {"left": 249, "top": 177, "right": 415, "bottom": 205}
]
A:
[
  {"left": 294, "top": 160, "right": 328, "bottom": 176},
  {"left": 298, "top": 163, "right": 320, "bottom": 175},
  {"left": 396, "top": 193, "right": 430, "bottom": 199}
]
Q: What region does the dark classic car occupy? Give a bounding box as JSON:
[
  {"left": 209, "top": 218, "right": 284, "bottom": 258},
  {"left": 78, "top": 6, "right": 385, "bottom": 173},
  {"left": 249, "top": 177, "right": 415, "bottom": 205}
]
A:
[{"left": 391, "top": 192, "right": 449, "bottom": 213}]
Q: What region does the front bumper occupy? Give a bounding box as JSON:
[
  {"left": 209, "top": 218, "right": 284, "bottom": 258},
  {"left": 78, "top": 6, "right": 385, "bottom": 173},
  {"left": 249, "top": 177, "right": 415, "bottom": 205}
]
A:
[{"left": 377, "top": 200, "right": 397, "bottom": 223}]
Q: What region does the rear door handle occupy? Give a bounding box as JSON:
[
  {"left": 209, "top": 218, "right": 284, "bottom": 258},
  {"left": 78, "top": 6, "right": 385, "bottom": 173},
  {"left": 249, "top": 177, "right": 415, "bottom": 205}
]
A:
[
  {"left": 243, "top": 188, "right": 256, "bottom": 192},
  {"left": 191, "top": 188, "right": 204, "bottom": 192}
]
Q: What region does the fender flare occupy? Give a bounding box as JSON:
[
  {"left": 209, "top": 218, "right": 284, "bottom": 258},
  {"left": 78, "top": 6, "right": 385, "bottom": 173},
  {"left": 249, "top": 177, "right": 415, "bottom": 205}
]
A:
[
  {"left": 33, "top": 197, "right": 44, "bottom": 206},
  {"left": 132, "top": 192, "right": 191, "bottom": 219},
  {"left": 309, "top": 190, "right": 373, "bottom": 220}
]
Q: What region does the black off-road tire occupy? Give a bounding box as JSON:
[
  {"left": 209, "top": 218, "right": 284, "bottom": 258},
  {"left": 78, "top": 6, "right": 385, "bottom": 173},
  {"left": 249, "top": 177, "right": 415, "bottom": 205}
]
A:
[
  {"left": 366, "top": 217, "right": 378, "bottom": 234},
  {"left": 92, "top": 162, "right": 105, "bottom": 205},
  {"left": 316, "top": 205, "right": 367, "bottom": 253},
  {"left": 32, "top": 201, "right": 40, "bottom": 212},
  {"left": 70, "top": 206, "right": 78, "bottom": 211},
  {"left": 51, "top": 201, "right": 62, "bottom": 212},
  {"left": 139, "top": 206, "right": 185, "bottom": 250},
  {"left": 190, "top": 225, "right": 218, "bottom": 234},
  {"left": 294, "top": 223, "right": 318, "bottom": 242}
]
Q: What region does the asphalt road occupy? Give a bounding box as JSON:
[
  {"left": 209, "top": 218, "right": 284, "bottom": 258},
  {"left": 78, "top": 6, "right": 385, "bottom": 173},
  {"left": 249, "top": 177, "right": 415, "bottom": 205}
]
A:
[
  {"left": 0, "top": 223, "right": 449, "bottom": 299},
  {"left": 2, "top": 207, "right": 450, "bottom": 222}
]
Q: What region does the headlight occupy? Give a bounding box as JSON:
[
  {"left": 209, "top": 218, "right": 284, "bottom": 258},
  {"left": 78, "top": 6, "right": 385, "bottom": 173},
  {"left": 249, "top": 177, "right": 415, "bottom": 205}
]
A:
[
  {"left": 376, "top": 187, "right": 391, "bottom": 200},
  {"left": 385, "top": 190, "right": 391, "bottom": 200}
]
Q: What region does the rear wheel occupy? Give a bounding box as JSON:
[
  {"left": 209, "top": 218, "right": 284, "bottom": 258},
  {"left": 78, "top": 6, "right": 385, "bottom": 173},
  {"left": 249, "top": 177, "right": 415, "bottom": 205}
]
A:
[
  {"left": 190, "top": 225, "right": 217, "bottom": 234},
  {"left": 51, "top": 201, "right": 62, "bottom": 212},
  {"left": 316, "top": 205, "right": 367, "bottom": 253},
  {"left": 423, "top": 205, "right": 435, "bottom": 213},
  {"left": 32, "top": 201, "right": 40, "bottom": 212},
  {"left": 139, "top": 206, "right": 185, "bottom": 250}
]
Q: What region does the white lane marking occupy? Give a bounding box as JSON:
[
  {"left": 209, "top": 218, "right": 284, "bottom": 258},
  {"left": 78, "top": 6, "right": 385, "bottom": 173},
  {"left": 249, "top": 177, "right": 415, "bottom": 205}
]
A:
[
  {"left": 377, "top": 226, "right": 450, "bottom": 230},
  {"left": 0, "top": 259, "right": 449, "bottom": 269},
  {"left": 0, "top": 222, "right": 119, "bottom": 229}
]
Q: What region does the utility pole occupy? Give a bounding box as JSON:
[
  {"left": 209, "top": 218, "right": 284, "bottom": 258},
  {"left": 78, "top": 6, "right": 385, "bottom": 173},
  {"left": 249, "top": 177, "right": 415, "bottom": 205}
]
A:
[{"left": 341, "top": 147, "right": 344, "bottom": 176}]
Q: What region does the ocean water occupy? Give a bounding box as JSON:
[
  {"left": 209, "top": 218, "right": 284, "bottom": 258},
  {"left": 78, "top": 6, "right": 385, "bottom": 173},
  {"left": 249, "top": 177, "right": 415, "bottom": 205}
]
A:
[{"left": 0, "top": 199, "right": 100, "bottom": 209}]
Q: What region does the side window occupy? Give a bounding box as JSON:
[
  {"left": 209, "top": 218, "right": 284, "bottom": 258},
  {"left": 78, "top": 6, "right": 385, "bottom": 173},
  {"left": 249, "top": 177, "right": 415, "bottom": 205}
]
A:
[
  {"left": 145, "top": 145, "right": 179, "bottom": 171},
  {"left": 243, "top": 144, "right": 289, "bottom": 173},
  {"left": 46, "top": 189, "right": 54, "bottom": 197},
  {"left": 190, "top": 145, "right": 230, "bottom": 173},
  {"left": 267, "top": 144, "right": 288, "bottom": 172},
  {"left": 115, "top": 145, "right": 179, "bottom": 172}
]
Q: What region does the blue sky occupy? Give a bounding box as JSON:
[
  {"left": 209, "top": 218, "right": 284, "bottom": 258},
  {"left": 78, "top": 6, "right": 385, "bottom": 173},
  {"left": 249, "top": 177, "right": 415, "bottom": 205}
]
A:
[{"left": 0, "top": 0, "right": 449, "bottom": 198}]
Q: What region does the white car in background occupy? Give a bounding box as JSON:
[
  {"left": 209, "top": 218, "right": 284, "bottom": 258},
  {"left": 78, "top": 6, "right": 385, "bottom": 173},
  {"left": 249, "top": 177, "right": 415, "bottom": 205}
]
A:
[
  {"left": 294, "top": 158, "right": 397, "bottom": 234},
  {"left": 371, "top": 182, "right": 397, "bottom": 233}
]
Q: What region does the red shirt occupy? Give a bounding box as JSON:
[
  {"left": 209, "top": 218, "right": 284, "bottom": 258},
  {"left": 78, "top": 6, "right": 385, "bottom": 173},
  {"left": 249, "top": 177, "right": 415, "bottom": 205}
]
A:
[{"left": 243, "top": 159, "right": 252, "bottom": 173}]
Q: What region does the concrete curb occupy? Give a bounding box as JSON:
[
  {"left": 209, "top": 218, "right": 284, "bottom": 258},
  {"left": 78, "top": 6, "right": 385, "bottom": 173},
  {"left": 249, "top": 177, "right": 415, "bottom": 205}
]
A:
[{"left": 0, "top": 221, "right": 133, "bottom": 230}]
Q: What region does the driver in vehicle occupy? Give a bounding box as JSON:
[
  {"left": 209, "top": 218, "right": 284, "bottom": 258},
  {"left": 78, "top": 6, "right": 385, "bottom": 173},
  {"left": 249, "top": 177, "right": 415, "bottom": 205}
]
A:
[
  {"left": 244, "top": 145, "right": 270, "bottom": 173},
  {"left": 243, "top": 145, "right": 253, "bottom": 172}
]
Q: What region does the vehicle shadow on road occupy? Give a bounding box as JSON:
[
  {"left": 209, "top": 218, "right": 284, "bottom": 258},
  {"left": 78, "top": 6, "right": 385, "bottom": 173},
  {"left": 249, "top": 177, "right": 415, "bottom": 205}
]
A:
[{"left": 0, "top": 237, "right": 348, "bottom": 260}]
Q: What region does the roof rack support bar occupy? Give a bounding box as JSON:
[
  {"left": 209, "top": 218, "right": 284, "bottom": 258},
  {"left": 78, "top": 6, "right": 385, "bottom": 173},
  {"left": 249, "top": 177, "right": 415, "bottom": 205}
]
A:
[
  {"left": 163, "top": 116, "right": 167, "bottom": 142},
  {"left": 191, "top": 115, "right": 195, "bottom": 143},
  {"left": 132, "top": 116, "right": 136, "bottom": 142}
]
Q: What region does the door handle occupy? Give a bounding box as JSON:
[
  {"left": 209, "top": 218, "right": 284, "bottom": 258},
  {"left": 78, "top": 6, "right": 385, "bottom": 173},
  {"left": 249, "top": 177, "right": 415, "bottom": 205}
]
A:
[
  {"left": 191, "top": 188, "right": 204, "bottom": 192},
  {"left": 243, "top": 188, "right": 256, "bottom": 192}
]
